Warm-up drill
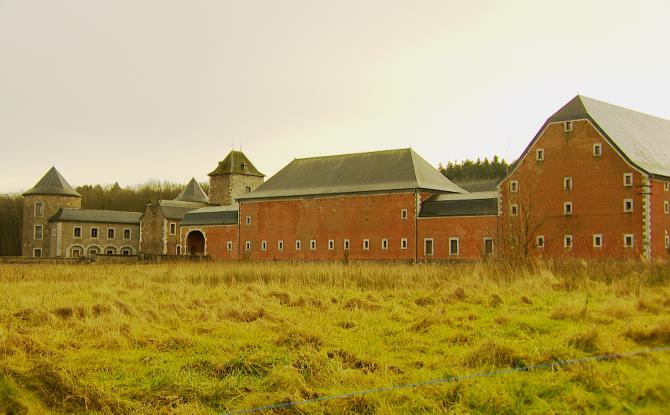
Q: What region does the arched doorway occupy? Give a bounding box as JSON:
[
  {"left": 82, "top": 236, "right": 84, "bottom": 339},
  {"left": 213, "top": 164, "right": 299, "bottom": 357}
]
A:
[{"left": 186, "top": 230, "right": 206, "bottom": 256}]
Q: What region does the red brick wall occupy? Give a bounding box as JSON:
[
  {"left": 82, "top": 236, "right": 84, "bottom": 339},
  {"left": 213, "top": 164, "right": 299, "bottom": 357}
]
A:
[
  {"left": 417, "top": 215, "right": 497, "bottom": 260},
  {"left": 239, "top": 193, "right": 418, "bottom": 261},
  {"left": 650, "top": 179, "right": 670, "bottom": 259},
  {"left": 180, "top": 225, "right": 238, "bottom": 260},
  {"left": 499, "top": 119, "right": 644, "bottom": 260}
]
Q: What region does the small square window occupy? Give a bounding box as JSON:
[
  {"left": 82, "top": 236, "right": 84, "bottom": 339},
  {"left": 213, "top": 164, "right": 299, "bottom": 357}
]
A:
[
  {"left": 91, "top": 228, "right": 99, "bottom": 238},
  {"left": 623, "top": 173, "right": 633, "bottom": 187},
  {"left": 295, "top": 240, "right": 301, "bottom": 251},
  {"left": 564, "top": 177, "right": 572, "bottom": 191},
  {"left": 344, "top": 239, "right": 350, "bottom": 250},
  {"left": 34, "top": 225, "right": 43, "bottom": 240},
  {"left": 169, "top": 222, "right": 176, "bottom": 235},
  {"left": 278, "top": 240, "right": 284, "bottom": 251},
  {"left": 245, "top": 216, "right": 251, "bottom": 225},
  {"left": 34, "top": 202, "right": 44, "bottom": 217},
  {"left": 105, "top": 248, "right": 115, "bottom": 255},
  {"left": 401, "top": 209, "right": 408, "bottom": 220},
  {"left": 328, "top": 240, "right": 335, "bottom": 250},
  {"left": 536, "top": 235, "right": 545, "bottom": 248},
  {"left": 107, "top": 228, "right": 115, "bottom": 239},
  {"left": 593, "top": 234, "right": 603, "bottom": 248},
  {"left": 665, "top": 201, "right": 669, "bottom": 215},
  {"left": 310, "top": 240, "right": 316, "bottom": 251},
  {"left": 564, "top": 235, "right": 573, "bottom": 248},
  {"left": 382, "top": 239, "right": 389, "bottom": 250},
  {"left": 245, "top": 186, "right": 252, "bottom": 193},
  {"left": 624, "top": 234, "right": 634, "bottom": 248},
  {"left": 593, "top": 143, "right": 602, "bottom": 157},
  {"left": 363, "top": 239, "right": 370, "bottom": 250},
  {"left": 449, "top": 238, "right": 459, "bottom": 256},
  {"left": 564, "top": 202, "right": 572, "bottom": 216},
  {"left": 123, "top": 229, "right": 131, "bottom": 239},
  {"left": 33, "top": 248, "right": 42, "bottom": 258},
  {"left": 122, "top": 248, "right": 131, "bottom": 256},
  {"left": 227, "top": 241, "right": 233, "bottom": 251},
  {"left": 510, "top": 180, "right": 518, "bottom": 193},
  {"left": 261, "top": 240, "right": 267, "bottom": 251},
  {"left": 623, "top": 199, "right": 633, "bottom": 213},
  {"left": 400, "top": 238, "right": 408, "bottom": 250},
  {"left": 564, "top": 121, "right": 573, "bottom": 132},
  {"left": 483, "top": 238, "right": 494, "bottom": 256},
  {"left": 536, "top": 148, "right": 544, "bottom": 161},
  {"left": 424, "top": 238, "right": 434, "bottom": 256},
  {"left": 73, "top": 227, "right": 82, "bottom": 238},
  {"left": 510, "top": 203, "right": 519, "bottom": 216},
  {"left": 245, "top": 241, "right": 251, "bottom": 251}
]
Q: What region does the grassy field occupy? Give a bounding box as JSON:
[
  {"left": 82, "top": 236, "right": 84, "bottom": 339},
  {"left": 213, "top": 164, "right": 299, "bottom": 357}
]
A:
[{"left": 1, "top": 261, "right": 670, "bottom": 414}]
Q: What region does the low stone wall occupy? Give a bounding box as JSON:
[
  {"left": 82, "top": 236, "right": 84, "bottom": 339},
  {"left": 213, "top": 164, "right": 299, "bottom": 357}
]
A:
[{"left": 0, "top": 256, "right": 88, "bottom": 264}]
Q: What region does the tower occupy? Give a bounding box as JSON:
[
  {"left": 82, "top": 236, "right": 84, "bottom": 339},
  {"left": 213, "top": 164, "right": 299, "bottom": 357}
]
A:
[
  {"left": 22, "top": 167, "right": 81, "bottom": 257},
  {"left": 208, "top": 151, "right": 264, "bottom": 205}
]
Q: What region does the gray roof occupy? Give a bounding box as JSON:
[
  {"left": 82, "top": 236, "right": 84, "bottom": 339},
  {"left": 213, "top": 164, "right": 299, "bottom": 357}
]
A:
[
  {"left": 238, "top": 148, "right": 466, "bottom": 200},
  {"left": 23, "top": 167, "right": 81, "bottom": 197},
  {"left": 540, "top": 95, "right": 670, "bottom": 178},
  {"left": 209, "top": 150, "right": 264, "bottom": 177},
  {"left": 419, "top": 191, "right": 498, "bottom": 217},
  {"left": 49, "top": 208, "right": 142, "bottom": 224},
  {"left": 158, "top": 200, "right": 207, "bottom": 220},
  {"left": 174, "top": 178, "right": 210, "bottom": 203},
  {"left": 453, "top": 179, "right": 500, "bottom": 192},
  {"left": 182, "top": 205, "right": 239, "bottom": 226}
]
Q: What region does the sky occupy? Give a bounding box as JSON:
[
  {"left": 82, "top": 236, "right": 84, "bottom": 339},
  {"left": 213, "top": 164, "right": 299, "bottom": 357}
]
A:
[{"left": 2, "top": 0, "right": 670, "bottom": 193}]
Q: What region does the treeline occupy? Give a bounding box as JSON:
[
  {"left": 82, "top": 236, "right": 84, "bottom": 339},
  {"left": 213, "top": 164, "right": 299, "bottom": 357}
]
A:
[
  {"left": 0, "top": 194, "right": 23, "bottom": 256},
  {"left": 439, "top": 156, "right": 510, "bottom": 182}
]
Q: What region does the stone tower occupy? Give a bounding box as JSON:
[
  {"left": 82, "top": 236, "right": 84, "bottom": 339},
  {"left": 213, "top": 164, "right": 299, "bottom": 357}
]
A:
[
  {"left": 208, "top": 151, "right": 264, "bottom": 205},
  {"left": 22, "top": 167, "right": 82, "bottom": 257}
]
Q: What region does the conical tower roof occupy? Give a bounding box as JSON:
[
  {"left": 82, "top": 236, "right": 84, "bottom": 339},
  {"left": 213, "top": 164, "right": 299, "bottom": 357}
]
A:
[
  {"left": 174, "top": 178, "right": 210, "bottom": 203},
  {"left": 23, "top": 167, "right": 81, "bottom": 197}
]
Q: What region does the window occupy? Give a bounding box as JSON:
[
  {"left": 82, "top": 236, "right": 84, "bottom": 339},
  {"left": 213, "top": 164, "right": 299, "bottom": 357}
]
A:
[
  {"left": 564, "top": 235, "right": 573, "bottom": 248},
  {"left": 122, "top": 248, "right": 131, "bottom": 256},
  {"left": 91, "top": 227, "right": 99, "bottom": 238},
  {"left": 34, "top": 202, "right": 44, "bottom": 217},
  {"left": 665, "top": 235, "right": 670, "bottom": 249},
  {"left": 382, "top": 239, "right": 389, "bottom": 250},
  {"left": 449, "top": 238, "right": 460, "bottom": 256},
  {"left": 245, "top": 186, "right": 252, "bottom": 193},
  {"left": 536, "top": 148, "right": 544, "bottom": 161},
  {"left": 344, "top": 239, "right": 351, "bottom": 250},
  {"left": 536, "top": 235, "right": 545, "bottom": 248},
  {"left": 169, "top": 222, "right": 176, "bottom": 235},
  {"left": 328, "top": 240, "right": 335, "bottom": 250},
  {"left": 624, "top": 234, "right": 634, "bottom": 248},
  {"left": 424, "top": 238, "right": 434, "bottom": 256},
  {"left": 564, "top": 121, "right": 573, "bottom": 132},
  {"left": 261, "top": 240, "right": 267, "bottom": 251},
  {"left": 245, "top": 216, "right": 251, "bottom": 225},
  {"left": 401, "top": 209, "right": 408, "bottom": 220},
  {"left": 510, "top": 203, "right": 519, "bottom": 216},
  {"left": 71, "top": 247, "right": 82, "bottom": 258},
  {"left": 245, "top": 241, "right": 251, "bottom": 251},
  {"left": 295, "top": 240, "right": 301, "bottom": 251},
  {"left": 33, "top": 248, "right": 42, "bottom": 258},
  {"left": 363, "top": 239, "right": 370, "bottom": 250},
  {"left": 564, "top": 202, "right": 572, "bottom": 216},
  {"left": 665, "top": 201, "right": 669, "bottom": 215},
  {"left": 623, "top": 199, "right": 633, "bottom": 213},
  {"left": 88, "top": 247, "right": 99, "bottom": 257},
  {"left": 52, "top": 229, "right": 56, "bottom": 236},
  {"left": 227, "top": 241, "right": 233, "bottom": 251},
  {"left": 623, "top": 173, "right": 633, "bottom": 187},
  {"left": 105, "top": 248, "right": 116, "bottom": 255},
  {"left": 176, "top": 245, "right": 181, "bottom": 255},
  {"left": 510, "top": 180, "right": 518, "bottom": 193},
  {"left": 310, "top": 240, "right": 316, "bottom": 251},
  {"left": 665, "top": 182, "right": 669, "bottom": 192},
  {"left": 401, "top": 238, "right": 408, "bottom": 250},
  {"left": 34, "top": 225, "right": 43, "bottom": 240},
  {"left": 593, "top": 143, "right": 602, "bottom": 157},
  {"left": 123, "top": 229, "right": 131, "bottom": 239},
  {"left": 107, "top": 228, "right": 115, "bottom": 239},
  {"left": 278, "top": 240, "right": 284, "bottom": 251},
  {"left": 483, "top": 238, "right": 494, "bottom": 256},
  {"left": 564, "top": 177, "right": 573, "bottom": 191},
  {"left": 593, "top": 234, "right": 603, "bottom": 248},
  {"left": 73, "top": 227, "right": 82, "bottom": 238}
]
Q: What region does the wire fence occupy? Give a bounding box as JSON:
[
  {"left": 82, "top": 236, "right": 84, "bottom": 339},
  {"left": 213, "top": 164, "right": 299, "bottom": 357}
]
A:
[{"left": 223, "top": 345, "right": 670, "bottom": 415}]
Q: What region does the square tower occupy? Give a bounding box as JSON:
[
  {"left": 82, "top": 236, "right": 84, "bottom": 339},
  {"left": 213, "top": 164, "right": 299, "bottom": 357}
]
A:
[{"left": 208, "top": 151, "right": 264, "bottom": 206}]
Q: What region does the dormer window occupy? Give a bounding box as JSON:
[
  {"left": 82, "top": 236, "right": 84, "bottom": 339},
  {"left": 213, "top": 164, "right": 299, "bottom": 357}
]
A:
[
  {"left": 564, "top": 121, "right": 573, "bottom": 132},
  {"left": 241, "top": 162, "right": 248, "bottom": 171}
]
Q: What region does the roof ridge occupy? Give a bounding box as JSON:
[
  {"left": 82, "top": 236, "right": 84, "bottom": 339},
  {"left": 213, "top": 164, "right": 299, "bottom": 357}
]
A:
[{"left": 294, "top": 148, "right": 412, "bottom": 161}]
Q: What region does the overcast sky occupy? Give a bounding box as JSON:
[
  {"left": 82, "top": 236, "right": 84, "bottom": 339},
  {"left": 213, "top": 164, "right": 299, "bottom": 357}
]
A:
[{"left": 2, "top": 0, "right": 670, "bottom": 193}]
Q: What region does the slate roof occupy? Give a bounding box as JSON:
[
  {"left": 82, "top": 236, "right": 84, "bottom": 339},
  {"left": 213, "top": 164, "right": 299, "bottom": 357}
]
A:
[
  {"left": 238, "top": 148, "right": 466, "bottom": 200},
  {"left": 453, "top": 179, "right": 500, "bottom": 192},
  {"left": 49, "top": 208, "right": 142, "bottom": 224},
  {"left": 23, "top": 167, "right": 81, "bottom": 197},
  {"left": 182, "top": 205, "right": 239, "bottom": 226},
  {"left": 419, "top": 191, "right": 498, "bottom": 217},
  {"left": 174, "top": 178, "right": 210, "bottom": 203},
  {"left": 209, "top": 150, "right": 264, "bottom": 177},
  {"left": 158, "top": 200, "right": 208, "bottom": 220}
]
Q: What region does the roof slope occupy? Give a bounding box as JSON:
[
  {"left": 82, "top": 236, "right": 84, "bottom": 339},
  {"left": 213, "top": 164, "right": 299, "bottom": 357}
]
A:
[
  {"left": 182, "top": 205, "right": 239, "bottom": 226},
  {"left": 550, "top": 95, "right": 670, "bottom": 178},
  {"left": 209, "top": 150, "right": 264, "bottom": 177},
  {"left": 49, "top": 208, "right": 141, "bottom": 224},
  {"left": 23, "top": 167, "right": 81, "bottom": 197},
  {"left": 419, "top": 191, "right": 498, "bottom": 217},
  {"left": 158, "top": 200, "right": 207, "bottom": 220},
  {"left": 238, "top": 149, "right": 465, "bottom": 200},
  {"left": 174, "top": 178, "right": 210, "bottom": 203}
]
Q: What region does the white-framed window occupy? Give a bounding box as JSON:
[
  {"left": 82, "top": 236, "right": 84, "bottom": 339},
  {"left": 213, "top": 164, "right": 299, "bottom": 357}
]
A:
[
  {"left": 564, "top": 177, "right": 573, "bottom": 191},
  {"left": 536, "top": 148, "right": 545, "bottom": 161},
  {"left": 245, "top": 216, "right": 251, "bottom": 225},
  {"left": 624, "top": 234, "right": 634, "bottom": 248},
  {"left": 623, "top": 199, "right": 633, "bottom": 213},
  {"left": 664, "top": 201, "right": 669, "bottom": 215},
  {"left": 449, "top": 238, "right": 459, "bottom": 256},
  {"left": 483, "top": 238, "right": 494, "bottom": 256},
  {"left": 123, "top": 228, "right": 131, "bottom": 239},
  {"left": 295, "top": 240, "right": 302, "bottom": 251},
  {"left": 564, "top": 235, "right": 573, "bottom": 248},
  {"left": 536, "top": 235, "right": 545, "bottom": 248},
  {"left": 105, "top": 247, "right": 116, "bottom": 255},
  {"left": 401, "top": 208, "right": 408, "bottom": 220},
  {"left": 121, "top": 248, "right": 131, "bottom": 256},
  {"left": 73, "top": 227, "right": 82, "bottom": 238},
  {"left": 363, "top": 239, "right": 370, "bottom": 250},
  {"left": 665, "top": 182, "right": 669, "bottom": 192},
  {"left": 623, "top": 173, "right": 633, "bottom": 187},
  {"left": 593, "top": 234, "right": 603, "bottom": 248},
  {"left": 34, "top": 202, "right": 44, "bottom": 217},
  {"left": 245, "top": 241, "right": 251, "bottom": 251},
  {"left": 310, "top": 240, "right": 316, "bottom": 251},
  {"left": 423, "top": 238, "right": 434, "bottom": 256},
  {"left": 169, "top": 222, "right": 176, "bottom": 235},
  {"left": 227, "top": 241, "right": 233, "bottom": 251},
  {"left": 34, "top": 225, "right": 43, "bottom": 240},
  {"left": 91, "top": 227, "right": 99, "bottom": 238},
  {"left": 107, "top": 228, "right": 115, "bottom": 239},
  {"left": 665, "top": 235, "right": 669, "bottom": 249},
  {"left": 176, "top": 245, "right": 181, "bottom": 255},
  {"left": 510, "top": 180, "right": 518, "bottom": 193},
  {"left": 400, "top": 238, "right": 408, "bottom": 250},
  {"left": 261, "top": 240, "right": 267, "bottom": 251},
  {"left": 564, "top": 121, "right": 573, "bottom": 132},
  {"left": 278, "top": 240, "right": 284, "bottom": 251},
  {"left": 33, "top": 248, "right": 42, "bottom": 258},
  {"left": 381, "top": 239, "right": 389, "bottom": 250},
  {"left": 593, "top": 143, "right": 602, "bottom": 157},
  {"left": 344, "top": 239, "right": 350, "bottom": 250},
  {"left": 71, "top": 247, "right": 82, "bottom": 258},
  {"left": 510, "top": 203, "right": 519, "bottom": 216},
  {"left": 328, "top": 239, "right": 335, "bottom": 250},
  {"left": 564, "top": 202, "right": 573, "bottom": 216}
]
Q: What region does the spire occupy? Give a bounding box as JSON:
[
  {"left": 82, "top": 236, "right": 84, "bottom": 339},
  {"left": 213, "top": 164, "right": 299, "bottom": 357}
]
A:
[
  {"left": 23, "top": 167, "right": 81, "bottom": 197},
  {"left": 174, "top": 178, "right": 210, "bottom": 203}
]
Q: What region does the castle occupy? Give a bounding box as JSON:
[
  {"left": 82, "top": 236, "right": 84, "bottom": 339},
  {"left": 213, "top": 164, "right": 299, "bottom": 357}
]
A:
[{"left": 22, "top": 95, "right": 670, "bottom": 262}]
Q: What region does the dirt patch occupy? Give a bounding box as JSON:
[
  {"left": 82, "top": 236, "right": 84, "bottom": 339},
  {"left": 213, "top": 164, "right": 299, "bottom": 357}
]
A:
[{"left": 327, "top": 349, "right": 378, "bottom": 373}]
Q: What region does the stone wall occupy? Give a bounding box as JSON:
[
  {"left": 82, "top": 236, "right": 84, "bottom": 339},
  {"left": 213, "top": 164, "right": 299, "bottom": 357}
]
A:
[
  {"left": 209, "top": 174, "right": 264, "bottom": 206},
  {"left": 140, "top": 203, "right": 166, "bottom": 255},
  {"left": 22, "top": 195, "right": 80, "bottom": 257},
  {"left": 52, "top": 221, "right": 139, "bottom": 257}
]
